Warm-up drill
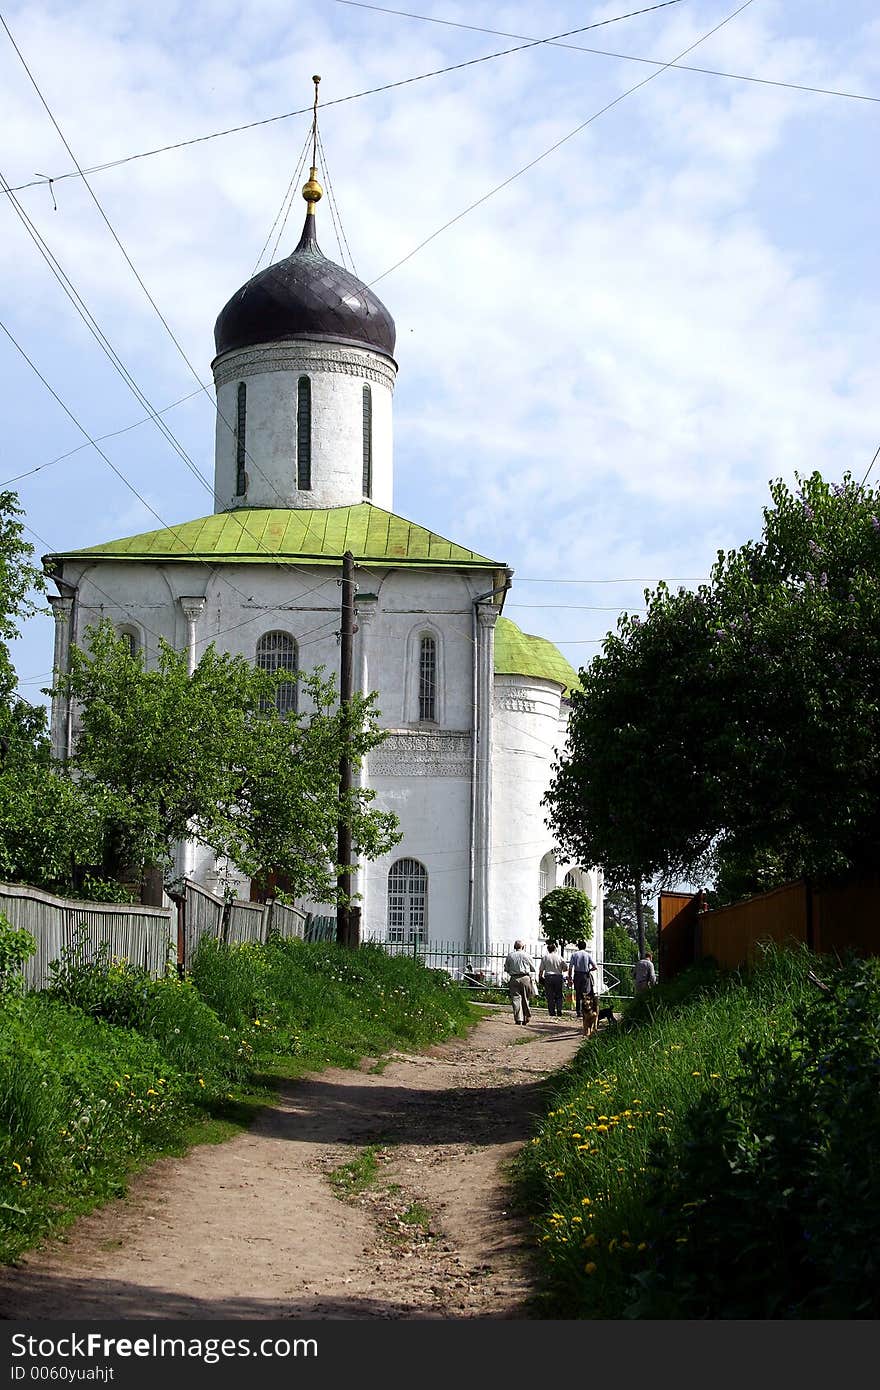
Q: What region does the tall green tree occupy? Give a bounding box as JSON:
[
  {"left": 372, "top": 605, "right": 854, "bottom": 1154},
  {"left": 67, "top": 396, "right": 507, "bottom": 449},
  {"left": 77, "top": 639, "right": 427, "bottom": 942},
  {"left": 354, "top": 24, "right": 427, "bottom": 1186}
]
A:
[
  {"left": 60, "top": 621, "right": 400, "bottom": 900},
  {"left": 546, "top": 472, "right": 880, "bottom": 901}
]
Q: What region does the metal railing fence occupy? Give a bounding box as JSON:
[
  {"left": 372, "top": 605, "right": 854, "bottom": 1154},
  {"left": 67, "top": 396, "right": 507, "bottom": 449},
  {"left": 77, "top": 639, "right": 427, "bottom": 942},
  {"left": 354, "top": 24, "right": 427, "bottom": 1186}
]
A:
[{"left": 361, "top": 935, "right": 638, "bottom": 999}]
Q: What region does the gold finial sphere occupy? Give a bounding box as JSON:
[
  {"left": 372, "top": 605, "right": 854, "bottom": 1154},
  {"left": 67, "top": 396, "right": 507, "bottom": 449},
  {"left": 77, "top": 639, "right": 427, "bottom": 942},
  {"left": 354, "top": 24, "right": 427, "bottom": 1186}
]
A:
[
  {"left": 302, "top": 164, "right": 323, "bottom": 207},
  {"left": 312, "top": 74, "right": 321, "bottom": 85}
]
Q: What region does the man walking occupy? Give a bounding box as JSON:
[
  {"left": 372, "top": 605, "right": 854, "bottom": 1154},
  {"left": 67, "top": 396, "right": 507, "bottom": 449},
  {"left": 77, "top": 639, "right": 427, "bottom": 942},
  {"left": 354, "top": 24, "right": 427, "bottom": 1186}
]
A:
[
  {"left": 539, "top": 941, "right": 567, "bottom": 1018},
  {"left": 568, "top": 938, "right": 597, "bottom": 1019},
  {"left": 634, "top": 948, "right": 657, "bottom": 994},
  {"left": 503, "top": 940, "right": 537, "bottom": 1025}
]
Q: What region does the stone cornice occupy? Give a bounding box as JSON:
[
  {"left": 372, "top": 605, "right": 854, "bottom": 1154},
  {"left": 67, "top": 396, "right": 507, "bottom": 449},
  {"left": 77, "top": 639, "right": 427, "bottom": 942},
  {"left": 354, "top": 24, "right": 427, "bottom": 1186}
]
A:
[{"left": 213, "top": 341, "right": 398, "bottom": 392}]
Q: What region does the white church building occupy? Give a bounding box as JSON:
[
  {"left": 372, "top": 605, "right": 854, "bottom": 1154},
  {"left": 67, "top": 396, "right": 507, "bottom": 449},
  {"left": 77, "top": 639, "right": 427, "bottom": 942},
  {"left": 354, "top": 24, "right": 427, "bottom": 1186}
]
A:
[{"left": 44, "top": 169, "right": 603, "bottom": 966}]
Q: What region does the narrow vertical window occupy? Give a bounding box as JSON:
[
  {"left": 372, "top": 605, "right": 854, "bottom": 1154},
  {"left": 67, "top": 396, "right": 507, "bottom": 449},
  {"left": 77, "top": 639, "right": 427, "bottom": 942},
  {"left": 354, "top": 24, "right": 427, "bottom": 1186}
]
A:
[
  {"left": 256, "top": 632, "right": 298, "bottom": 715},
  {"left": 419, "top": 634, "right": 436, "bottom": 722},
  {"left": 236, "top": 382, "right": 247, "bottom": 495},
  {"left": 362, "top": 382, "right": 373, "bottom": 498},
  {"left": 297, "top": 376, "right": 312, "bottom": 490}
]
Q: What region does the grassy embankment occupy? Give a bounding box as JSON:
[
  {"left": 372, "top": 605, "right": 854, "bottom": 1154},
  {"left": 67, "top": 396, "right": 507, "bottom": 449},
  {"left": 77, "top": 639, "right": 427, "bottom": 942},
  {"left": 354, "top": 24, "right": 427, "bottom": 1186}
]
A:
[
  {"left": 0, "top": 934, "right": 477, "bottom": 1264},
  {"left": 515, "top": 945, "right": 880, "bottom": 1319}
]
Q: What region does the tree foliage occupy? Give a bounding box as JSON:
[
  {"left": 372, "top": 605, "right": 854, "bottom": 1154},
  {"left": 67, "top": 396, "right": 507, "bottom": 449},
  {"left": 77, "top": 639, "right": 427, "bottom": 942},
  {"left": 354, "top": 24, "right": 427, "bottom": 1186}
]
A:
[
  {"left": 59, "top": 622, "right": 401, "bottom": 900},
  {"left": 538, "top": 885, "right": 593, "bottom": 950},
  {"left": 546, "top": 473, "right": 880, "bottom": 900}
]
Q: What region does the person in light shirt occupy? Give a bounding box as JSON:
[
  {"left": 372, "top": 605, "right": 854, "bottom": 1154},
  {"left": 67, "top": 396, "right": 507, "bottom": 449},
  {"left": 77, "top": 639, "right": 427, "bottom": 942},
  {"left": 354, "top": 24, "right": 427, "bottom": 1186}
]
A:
[
  {"left": 635, "top": 949, "right": 657, "bottom": 993},
  {"left": 503, "top": 940, "right": 536, "bottom": 1025},
  {"left": 538, "top": 942, "right": 567, "bottom": 1018},
  {"left": 567, "top": 939, "right": 597, "bottom": 1018}
]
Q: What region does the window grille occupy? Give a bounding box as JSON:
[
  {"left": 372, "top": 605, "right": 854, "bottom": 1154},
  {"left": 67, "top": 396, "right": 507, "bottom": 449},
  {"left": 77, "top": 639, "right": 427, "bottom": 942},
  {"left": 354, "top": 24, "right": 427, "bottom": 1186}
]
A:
[
  {"left": 418, "top": 635, "right": 436, "bottom": 722},
  {"left": 256, "top": 632, "right": 298, "bottom": 715},
  {"left": 564, "top": 870, "right": 578, "bottom": 889},
  {"left": 236, "top": 382, "right": 247, "bottom": 495},
  {"left": 362, "top": 383, "right": 373, "bottom": 498},
  {"left": 297, "top": 376, "right": 312, "bottom": 490},
  {"left": 387, "top": 858, "right": 428, "bottom": 945}
]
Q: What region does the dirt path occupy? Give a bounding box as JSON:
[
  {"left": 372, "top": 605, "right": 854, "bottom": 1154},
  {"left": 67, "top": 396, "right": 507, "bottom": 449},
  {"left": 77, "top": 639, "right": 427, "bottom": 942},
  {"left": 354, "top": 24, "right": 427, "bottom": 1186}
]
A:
[{"left": 0, "top": 1010, "right": 584, "bottom": 1320}]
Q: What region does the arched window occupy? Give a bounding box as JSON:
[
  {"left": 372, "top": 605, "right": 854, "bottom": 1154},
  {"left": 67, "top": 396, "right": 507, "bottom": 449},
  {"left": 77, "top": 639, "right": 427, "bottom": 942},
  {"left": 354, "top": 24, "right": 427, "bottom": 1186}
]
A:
[
  {"left": 362, "top": 383, "right": 373, "bottom": 498},
  {"left": 297, "top": 376, "right": 312, "bottom": 490},
  {"left": 564, "top": 870, "right": 578, "bottom": 889},
  {"left": 539, "top": 851, "right": 556, "bottom": 901},
  {"left": 256, "top": 632, "right": 298, "bottom": 715},
  {"left": 118, "top": 625, "right": 140, "bottom": 658},
  {"left": 418, "top": 634, "right": 436, "bottom": 722},
  {"left": 387, "top": 858, "right": 428, "bottom": 946},
  {"left": 236, "top": 382, "right": 248, "bottom": 495}
]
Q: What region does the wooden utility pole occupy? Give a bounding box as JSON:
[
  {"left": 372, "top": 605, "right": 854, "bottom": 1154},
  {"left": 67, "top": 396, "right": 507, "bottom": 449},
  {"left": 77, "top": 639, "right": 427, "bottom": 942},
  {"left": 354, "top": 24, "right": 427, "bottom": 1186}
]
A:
[{"left": 336, "top": 550, "right": 356, "bottom": 947}]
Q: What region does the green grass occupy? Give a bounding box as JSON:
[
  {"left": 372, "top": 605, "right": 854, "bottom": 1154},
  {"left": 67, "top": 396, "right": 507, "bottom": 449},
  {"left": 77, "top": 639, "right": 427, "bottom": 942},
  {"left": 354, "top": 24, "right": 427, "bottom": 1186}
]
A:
[
  {"left": 514, "top": 939, "right": 878, "bottom": 1317},
  {"left": 328, "top": 1145, "right": 385, "bottom": 1198},
  {"left": 399, "top": 1200, "right": 432, "bottom": 1231},
  {"left": 0, "top": 939, "right": 479, "bottom": 1266}
]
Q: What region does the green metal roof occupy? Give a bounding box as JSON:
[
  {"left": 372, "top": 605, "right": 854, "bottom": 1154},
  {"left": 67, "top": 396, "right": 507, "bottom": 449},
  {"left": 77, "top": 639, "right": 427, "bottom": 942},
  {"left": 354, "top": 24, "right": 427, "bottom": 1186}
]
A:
[
  {"left": 494, "top": 616, "right": 580, "bottom": 697},
  {"left": 48, "top": 504, "right": 503, "bottom": 572}
]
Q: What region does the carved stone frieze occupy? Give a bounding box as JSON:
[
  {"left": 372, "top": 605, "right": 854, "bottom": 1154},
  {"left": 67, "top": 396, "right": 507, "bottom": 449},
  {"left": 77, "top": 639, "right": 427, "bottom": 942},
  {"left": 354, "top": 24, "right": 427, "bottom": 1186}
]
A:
[
  {"left": 213, "top": 342, "right": 397, "bottom": 392},
  {"left": 498, "top": 695, "right": 538, "bottom": 714},
  {"left": 369, "top": 730, "right": 472, "bottom": 778}
]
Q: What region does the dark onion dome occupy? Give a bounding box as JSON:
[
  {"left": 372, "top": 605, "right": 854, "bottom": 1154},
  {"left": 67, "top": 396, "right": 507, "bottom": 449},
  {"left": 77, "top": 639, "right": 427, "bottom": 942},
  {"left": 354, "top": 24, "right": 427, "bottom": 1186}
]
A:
[{"left": 213, "top": 207, "right": 396, "bottom": 361}]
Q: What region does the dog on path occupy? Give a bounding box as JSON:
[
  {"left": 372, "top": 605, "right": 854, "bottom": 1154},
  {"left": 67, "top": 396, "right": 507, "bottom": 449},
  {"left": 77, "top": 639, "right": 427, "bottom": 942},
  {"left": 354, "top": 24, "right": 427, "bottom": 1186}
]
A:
[{"left": 581, "top": 994, "right": 599, "bottom": 1038}]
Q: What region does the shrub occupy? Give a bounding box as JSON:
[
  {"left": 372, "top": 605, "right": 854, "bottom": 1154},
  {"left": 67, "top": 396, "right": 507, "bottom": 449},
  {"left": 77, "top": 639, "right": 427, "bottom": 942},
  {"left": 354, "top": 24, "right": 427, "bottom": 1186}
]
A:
[
  {"left": 539, "top": 886, "right": 593, "bottom": 950},
  {"left": 627, "top": 954, "right": 880, "bottom": 1318},
  {"left": 0, "top": 913, "right": 35, "bottom": 997}
]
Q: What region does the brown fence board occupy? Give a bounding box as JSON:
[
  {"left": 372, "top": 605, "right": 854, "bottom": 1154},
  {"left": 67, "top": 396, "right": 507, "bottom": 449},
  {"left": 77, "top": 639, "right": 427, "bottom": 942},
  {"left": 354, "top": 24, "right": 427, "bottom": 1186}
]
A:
[{"left": 699, "top": 880, "right": 807, "bottom": 968}]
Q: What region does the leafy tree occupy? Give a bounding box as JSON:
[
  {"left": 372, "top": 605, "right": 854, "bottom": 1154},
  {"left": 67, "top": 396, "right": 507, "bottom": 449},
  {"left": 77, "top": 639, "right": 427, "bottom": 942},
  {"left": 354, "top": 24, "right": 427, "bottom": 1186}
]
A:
[
  {"left": 546, "top": 472, "right": 880, "bottom": 901},
  {"left": 602, "top": 917, "right": 637, "bottom": 965},
  {"left": 59, "top": 621, "right": 400, "bottom": 900},
  {"left": 604, "top": 886, "right": 658, "bottom": 954},
  {"left": 538, "top": 885, "right": 593, "bottom": 951}
]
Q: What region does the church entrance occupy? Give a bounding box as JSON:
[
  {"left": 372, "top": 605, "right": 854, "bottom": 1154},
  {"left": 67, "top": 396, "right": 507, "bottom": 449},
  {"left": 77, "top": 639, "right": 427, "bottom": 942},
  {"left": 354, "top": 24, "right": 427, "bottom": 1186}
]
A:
[{"left": 387, "top": 858, "right": 428, "bottom": 945}]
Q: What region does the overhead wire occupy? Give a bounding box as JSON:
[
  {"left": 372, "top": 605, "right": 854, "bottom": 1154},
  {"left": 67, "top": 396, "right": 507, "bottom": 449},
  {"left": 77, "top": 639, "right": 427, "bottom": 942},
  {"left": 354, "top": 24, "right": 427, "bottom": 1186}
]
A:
[
  {"left": 317, "top": 128, "right": 358, "bottom": 275},
  {"left": 0, "top": 389, "right": 203, "bottom": 490},
  {"left": 1, "top": 1, "right": 693, "bottom": 196},
  {"left": 0, "top": 13, "right": 338, "bottom": 553},
  {"left": 0, "top": 59, "right": 375, "bottom": 617},
  {"left": 368, "top": 0, "right": 758, "bottom": 285},
  {"left": 336, "top": 0, "right": 880, "bottom": 106}
]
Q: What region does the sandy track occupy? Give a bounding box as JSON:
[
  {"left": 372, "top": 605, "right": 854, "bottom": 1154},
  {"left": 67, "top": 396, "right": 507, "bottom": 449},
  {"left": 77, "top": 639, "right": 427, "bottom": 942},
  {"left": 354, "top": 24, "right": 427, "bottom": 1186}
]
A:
[{"left": 0, "top": 1011, "right": 584, "bottom": 1320}]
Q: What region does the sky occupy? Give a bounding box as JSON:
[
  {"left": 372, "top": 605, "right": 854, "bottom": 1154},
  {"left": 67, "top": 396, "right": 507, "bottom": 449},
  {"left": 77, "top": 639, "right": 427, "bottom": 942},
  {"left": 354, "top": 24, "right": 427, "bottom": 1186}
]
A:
[{"left": 1, "top": 0, "right": 878, "bottom": 710}]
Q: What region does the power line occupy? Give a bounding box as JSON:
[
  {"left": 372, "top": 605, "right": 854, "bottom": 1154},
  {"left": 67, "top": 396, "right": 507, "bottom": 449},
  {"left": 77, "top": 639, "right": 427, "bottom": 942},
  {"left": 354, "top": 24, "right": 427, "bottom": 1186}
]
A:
[
  {"left": 369, "top": 0, "right": 757, "bottom": 286},
  {"left": 2, "top": 1, "right": 690, "bottom": 196},
  {"left": 860, "top": 442, "right": 880, "bottom": 489},
  {"left": 0, "top": 45, "right": 374, "bottom": 614},
  {"left": 0, "top": 389, "right": 202, "bottom": 490},
  {"left": 338, "top": 0, "right": 880, "bottom": 106}
]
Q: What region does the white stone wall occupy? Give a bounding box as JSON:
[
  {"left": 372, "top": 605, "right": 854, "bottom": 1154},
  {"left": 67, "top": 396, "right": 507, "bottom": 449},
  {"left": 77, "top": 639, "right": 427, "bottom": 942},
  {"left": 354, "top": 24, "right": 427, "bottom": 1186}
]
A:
[
  {"left": 212, "top": 341, "right": 395, "bottom": 511},
  {"left": 490, "top": 673, "right": 564, "bottom": 945},
  {"left": 49, "top": 557, "right": 601, "bottom": 957}
]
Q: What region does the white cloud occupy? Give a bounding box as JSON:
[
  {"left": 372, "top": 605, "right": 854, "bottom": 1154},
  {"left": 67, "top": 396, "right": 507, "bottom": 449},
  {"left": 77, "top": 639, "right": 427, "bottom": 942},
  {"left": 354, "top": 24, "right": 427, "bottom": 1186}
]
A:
[{"left": 4, "top": 0, "right": 879, "bottom": 693}]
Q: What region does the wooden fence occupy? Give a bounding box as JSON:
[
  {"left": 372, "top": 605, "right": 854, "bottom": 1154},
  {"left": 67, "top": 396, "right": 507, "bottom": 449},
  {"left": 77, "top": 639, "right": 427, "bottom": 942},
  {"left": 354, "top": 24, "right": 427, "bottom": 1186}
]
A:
[
  {"left": 181, "top": 880, "right": 306, "bottom": 967},
  {"left": 659, "top": 872, "right": 880, "bottom": 978},
  {"left": 1, "top": 881, "right": 175, "bottom": 991},
  {"left": 0, "top": 878, "right": 307, "bottom": 990}
]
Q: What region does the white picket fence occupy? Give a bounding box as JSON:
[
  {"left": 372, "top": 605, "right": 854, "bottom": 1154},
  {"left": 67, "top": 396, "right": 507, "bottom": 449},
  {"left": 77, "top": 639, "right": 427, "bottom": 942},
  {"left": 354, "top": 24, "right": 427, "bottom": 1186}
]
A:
[{"left": 0, "top": 878, "right": 306, "bottom": 990}]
